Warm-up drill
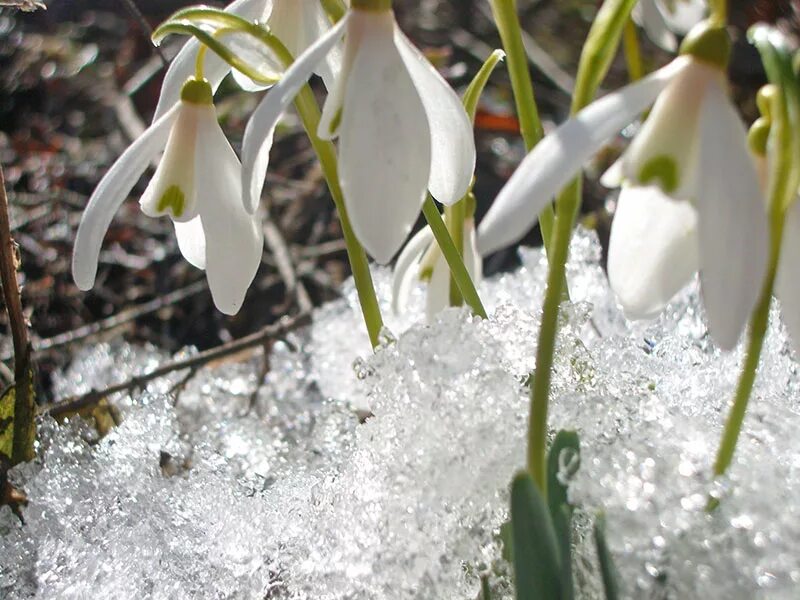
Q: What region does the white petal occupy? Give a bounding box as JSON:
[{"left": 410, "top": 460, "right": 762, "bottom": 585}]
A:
[
  {"left": 72, "top": 106, "right": 180, "bottom": 290},
  {"left": 695, "top": 80, "right": 769, "bottom": 350},
  {"left": 195, "top": 115, "right": 264, "bottom": 315},
  {"left": 337, "top": 10, "right": 431, "bottom": 264},
  {"left": 140, "top": 103, "right": 205, "bottom": 222},
  {"left": 776, "top": 202, "right": 800, "bottom": 355},
  {"left": 634, "top": 0, "right": 677, "bottom": 52},
  {"left": 599, "top": 159, "right": 624, "bottom": 188},
  {"left": 477, "top": 57, "right": 690, "bottom": 256},
  {"left": 426, "top": 253, "right": 451, "bottom": 322},
  {"left": 621, "top": 59, "right": 717, "bottom": 199},
  {"left": 658, "top": 0, "right": 706, "bottom": 34},
  {"left": 391, "top": 225, "right": 434, "bottom": 315},
  {"left": 243, "top": 126, "right": 275, "bottom": 214},
  {"left": 242, "top": 13, "right": 349, "bottom": 213},
  {"left": 607, "top": 185, "right": 698, "bottom": 318},
  {"left": 174, "top": 216, "right": 206, "bottom": 270},
  {"left": 318, "top": 7, "right": 363, "bottom": 140},
  {"left": 396, "top": 31, "right": 476, "bottom": 205},
  {"left": 152, "top": 0, "right": 269, "bottom": 121}
]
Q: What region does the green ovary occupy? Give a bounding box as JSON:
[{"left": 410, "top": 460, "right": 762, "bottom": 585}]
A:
[
  {"left": 157, "top": 185, "right": 186, "bottom": 218},
  {"left": 639, "top": 155, "right": 679, "bottom": 194}
]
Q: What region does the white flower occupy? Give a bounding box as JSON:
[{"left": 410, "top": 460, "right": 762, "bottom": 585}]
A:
[
  {"left": 240, "top": 5, "right": 476, "bottom": 264},
  {"left": 478, "top": 48, "right": 769, "bottom": 350},
  {"left": 73, "top": 79, "right": 263, "bottom": 315},
  {"left": 633, "top": 0, "right": 706, "bottom": 52},
  {"left": 153, "top": 0, "right": 341, "bottom": 121},
  {"left": 392, "top": 219, "right": 482, "bottom": 322}
]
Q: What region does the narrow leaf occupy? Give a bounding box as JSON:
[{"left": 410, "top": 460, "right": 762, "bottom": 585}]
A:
[
  {"left": 593, "top": 513, "right": 620, "bottom": 600},
  {"left": 510, "top": 471, "right": 563, "bottom": 600}
]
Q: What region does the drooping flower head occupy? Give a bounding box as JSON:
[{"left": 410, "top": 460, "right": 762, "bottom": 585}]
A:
[
  {"left": 241, "top": 0, "right": 476, "bottom": 264},
  {"left": 478, "top": 23, "right": 769, "bottom": 350},
  {"left": 73, "top": 78, "right": 263, "bottom": 315},
  {"left": 154, "top": 0, "right": 341, "bottom": 121}
]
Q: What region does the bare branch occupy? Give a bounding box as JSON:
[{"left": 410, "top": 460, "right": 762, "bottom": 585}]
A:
[{"left": 42, "top": 312, "right": 312, "bottom": 418}]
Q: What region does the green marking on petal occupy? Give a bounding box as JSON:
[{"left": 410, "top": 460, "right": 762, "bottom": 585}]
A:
[
  {"left": 639, "top": 155, "right": 679, "bottom": 194},
  {"left": 157, "top": 185, "right": 186, "bottom": 218},
  {"left": 329, "top": 107, "right": 343, "bottom": 136}
]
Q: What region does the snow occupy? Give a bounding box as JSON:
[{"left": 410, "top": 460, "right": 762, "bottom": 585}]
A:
[{"left": 2, "top": 229, "right": 799, "bottom": 599}]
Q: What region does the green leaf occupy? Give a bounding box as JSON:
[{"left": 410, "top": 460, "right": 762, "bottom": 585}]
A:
[
  {"left": 547, "top": 431, "right": 581, "bottom": 518},
  {"left": 481, "top": 574, "right": 493, "bottom": 600},
  {"left": 462, "top": 49, "right": 506, "bottom": 122},
  {"left": 510, "top": 471, "right": 563, "bottom": 600},
  {"left": 552, "top": 504, "right": 574, "bottom": 600},
  {"left": 593, "top": 513, "right": 620, "bottom": 600},
  {"left": 547, "top": 431, "right": 580, "bottom": 600}
]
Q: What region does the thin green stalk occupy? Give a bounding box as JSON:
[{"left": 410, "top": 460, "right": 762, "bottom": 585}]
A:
[
  {"left": 293, "top": 88, "right": 384, "bottom": 347},
  {"left": 422, "top": 197, "right": 487, "bottom": 319},
  {"left": 320, "top": 0, "right": 348, "bottom": 22},
  {"left": 444, "top": 200, "right": 466, "bottom": 307},
  {"left": 709, "top": 0, "right": 727, "bottom": 27},
  {"left": 488, "top": 0, "right": 555, "bottom": 251},
  {"left": 527, "top": 179, "right": 581, "bottom": 491},
  {"left": 711, "top": 238, "right": 779, "bottom": 480},
  {"left": 526, "top": 0, "right": 638, "bottom": 492},
  {"left": 622, "top": 18, "right": 643, "bottom": 82}
]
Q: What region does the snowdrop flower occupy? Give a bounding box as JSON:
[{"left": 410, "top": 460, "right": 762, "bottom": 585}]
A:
[
  {"left": 392, "top": 219, "right": 482, "bottom": 321},
  {"left": 73, "top": 79, "right": 263, "bottom": 315},
  {"left": 633, "top": 0, "right": 706, "bottom": 52},
  {"left": 478, "top": 25, "right": 769, "bottom": 349},
  {"left": 154, "top": 0, "right": 341, "bottom": 121},
  {"left": 241, "top": 1, "right": 476, "bottom": 264}
]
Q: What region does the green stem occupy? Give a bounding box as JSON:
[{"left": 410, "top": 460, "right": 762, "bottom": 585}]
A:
[
  {"left": 711, "top": 251, "right": 778, "bottom": 480},
  {"left": 709, "top": 0, "right": 728, "bottom": 27},
  {"left": 293, "top": 88, "right": 384, "bottom": 347},
  {"left": 526, "top": 0, "right": 638, "bottom": 492},
  {"left": 422, "top": 197, "right": 487, "bottom": 319},
  {"left": 320, "top": 0, "right": 348, "bottom": 22},
  {"left": 444, "top": 200, "right": 466, "bottom": 307},
  {"left": 527, "top": 179, "right": 582, "bottom": 492},
  {"left": 488, "top": 0, "right": 555, "bottom": 251}
]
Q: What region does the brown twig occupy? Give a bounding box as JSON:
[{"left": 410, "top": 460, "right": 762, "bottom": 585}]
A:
[
  {"left": 42, "top": 312, "right": 312, "bottom": 418},
  {"left": 1, "top": 278, "right": 207, "bottom": 361},
  {"left": 0, "top": 165, "right": 35, "bottom": 465},
  {"left": 263, "top": 219, "right": 313, "bottom": 313},
  {"left": 119, "top": 0, "right": 169, "bottom": 67}
]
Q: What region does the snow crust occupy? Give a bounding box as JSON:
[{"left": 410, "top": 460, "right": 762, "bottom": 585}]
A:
[{"left": 2, "top": 229, "right": 799, "bottom": 599}]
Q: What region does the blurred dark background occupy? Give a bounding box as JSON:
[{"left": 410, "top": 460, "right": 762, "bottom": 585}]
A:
[{"left": 0, "top": 0, "right": 796, "bottom": 398}]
